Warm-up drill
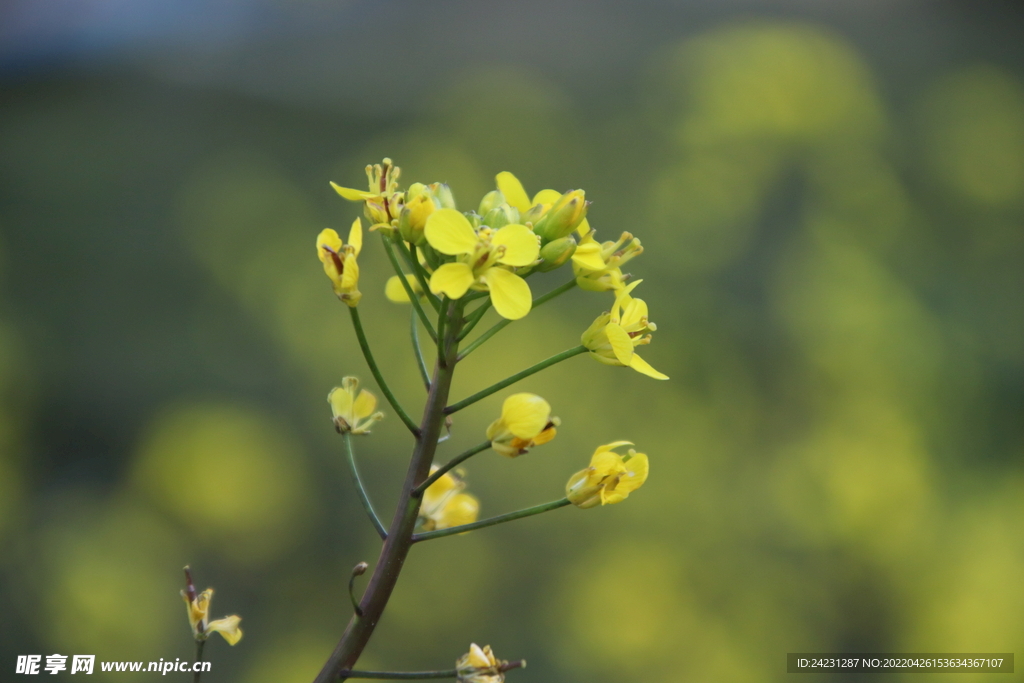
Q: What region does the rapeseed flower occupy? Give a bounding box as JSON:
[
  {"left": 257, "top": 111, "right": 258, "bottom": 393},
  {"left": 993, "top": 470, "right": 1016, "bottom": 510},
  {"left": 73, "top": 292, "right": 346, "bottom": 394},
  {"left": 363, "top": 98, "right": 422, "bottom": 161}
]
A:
[
  {"left": 424, "top": 209, "right": 539, "bottom": 320},
  {"left": 317, "top": 217, "right": 363, "bottom": 306},
  {"left": 486, "top": 393, "right": 559, "bottom": 458},
  {"left": 181, "top": 567, "right": 243, "bottom": 645},
  {"left": 581, "top": 280, "right": 668, "bottom": 380},
  {"left": 328, "top": 377, "right": 384, "bottom": 434},
  {"left": 565, "top": 441, "right": 649, "bottom": 509},
  {"left": 330, "top": 158, "right": 404, "bottom": 230},
  {"left": 456, "top": 644, "right": 505, "bottom": 683},
  {"left": 420, "top": 468, "right": 479, "bottom": 531},
  {"left": 572, "top": 229, "right": 643, "bottom": 292}
]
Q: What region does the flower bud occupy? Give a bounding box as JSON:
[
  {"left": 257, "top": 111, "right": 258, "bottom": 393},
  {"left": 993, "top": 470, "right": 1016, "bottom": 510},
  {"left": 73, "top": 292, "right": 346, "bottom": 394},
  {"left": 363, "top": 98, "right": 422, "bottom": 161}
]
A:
[
  {"left": 481, "top": 203, "right": 520, "bottom": 230},
  {"left": 534, "top": 236, "right": 577, "bottom": 272},
  {"left": 429, "top": 182, "right": 456, "bottom": 209},
  {"left": 530, "top": 190, "right": 589, "bottom": 242},
  {"left": 478, "top": 190, "right": 506, "bottom": 216},
  {"left": 398, "top": 191, "right": 435, "bottom": 244}
]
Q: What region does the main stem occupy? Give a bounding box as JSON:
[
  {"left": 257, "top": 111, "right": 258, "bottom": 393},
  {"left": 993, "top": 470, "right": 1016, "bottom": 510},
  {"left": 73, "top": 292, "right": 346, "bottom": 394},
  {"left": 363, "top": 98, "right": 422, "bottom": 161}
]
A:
[{"left": 314, "top": 306, "right": 462, "bottom": 683}]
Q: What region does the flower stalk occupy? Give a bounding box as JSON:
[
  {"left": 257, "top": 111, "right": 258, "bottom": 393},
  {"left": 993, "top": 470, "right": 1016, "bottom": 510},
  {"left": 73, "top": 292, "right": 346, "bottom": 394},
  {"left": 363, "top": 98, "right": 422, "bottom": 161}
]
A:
[
  {"left": 412, "top": 498, "right": 571, "bottom": 543},
  {"left": 342, "top": 660, "right": 525, "bottom": 680},
  {"left": 349, "top": 306, "right": 420, "bottom": 434}
]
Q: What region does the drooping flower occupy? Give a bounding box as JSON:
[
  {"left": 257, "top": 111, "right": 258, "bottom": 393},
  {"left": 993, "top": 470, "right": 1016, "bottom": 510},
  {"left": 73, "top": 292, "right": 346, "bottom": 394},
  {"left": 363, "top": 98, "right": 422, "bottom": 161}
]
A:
[
  {"left": 328, "top": 377, "right": 384, "bottom": 434},
  {"left": 565, "top": 441, "right": 649, "bottom": 509},
  {"left": 420, "top": 468, "right": 480, "bottom": 531},
  {"left": 580, "top": 280, "right": 668, "bottom": 380},
  {"left": 424, "top": 209, "right": 539, "bottom": 320},
  {"left": 486, "top": 393, "right": 559, "bottom": 458},
  {"left": 181, "top": 567, "right": 243, "bottom": 645},
  {"left": 316, "top": 217, "right": 363, "bottom": 306},
  {"left": 456, "top": 644, "right": 505, "bottom": 683}
]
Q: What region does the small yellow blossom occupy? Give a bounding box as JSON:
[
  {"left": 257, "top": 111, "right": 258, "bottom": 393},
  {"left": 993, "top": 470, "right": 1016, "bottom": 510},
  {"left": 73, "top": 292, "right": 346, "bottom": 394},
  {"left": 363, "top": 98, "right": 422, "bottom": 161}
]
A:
[
  {"left": 580, "top": 280, "right": 668, "bottom": 380},
  {"left": 424, "top": 209, "right": 539, "bottom": 320},
  {"left": 398, "top": 183, "right": 436, "bottom": 244},
  {"left": 317, "top": 217, "right": 363, "bottom": 306},
  {"left": 565, "top": 441, "right": 649, "bottom": 509},
  {"left": 495, "top": 172, "right": 561, "bottom": 215},
  {"left": 330, "top": 158, "right": 404, "bottom": 230},
  {"left": 181, "top": 567, "right": 243, "bottom": 645},
  {"left": 486, "top": 393, "right": 560, "bottom": 458},
  {"left": 457, "top": 644, "right": 505, "bottom": 683},
  {"left": 328, "top": 377, "right": 384, "bottom": 434},
  {"left": 420, "top": 468, "right": 479, "bottom": 531},
  {"left": 495, "top": 172, "right": 587, "bottom": 242},
  {"left": 572, "top": 228, "right": 643, "bottom": 292}
]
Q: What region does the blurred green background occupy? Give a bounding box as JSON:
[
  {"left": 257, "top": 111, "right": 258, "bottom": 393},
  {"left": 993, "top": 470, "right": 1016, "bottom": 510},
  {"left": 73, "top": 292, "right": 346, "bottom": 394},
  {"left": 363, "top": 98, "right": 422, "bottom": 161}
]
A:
[{"left": 2, "top": 1, "right": 1023, "bottom": 681}]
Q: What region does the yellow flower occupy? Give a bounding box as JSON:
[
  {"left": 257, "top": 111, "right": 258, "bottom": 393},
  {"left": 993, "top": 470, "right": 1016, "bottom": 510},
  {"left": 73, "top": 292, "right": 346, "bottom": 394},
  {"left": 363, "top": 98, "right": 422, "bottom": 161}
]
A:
[
  {"left": 328, "top": 377, "right": 384, "bottom": 434},
  {"left": 485, "top": 393, "right": 560, "bottom": 458},
  {"left": 398, "top": 183, "right": 436, "bottom": 244},
  {"left": 420, "top": 468, "right": 479, "bottom": 531},
  {"left": 424, "top": 209, "right": 539, "bottom": 320},
  {"left": 330, "top": 158, "right": 404, "bottom": 230},
  {"left": 181, "top": 567, "right": 243, "bottom": 645},
  {"left": 495, "top": 172, "right": 587, "bottom": 242},
  {"left": 495, "top": 172, "right": 561, "bottom": 215},
  {"left": 316, "top": 217, "right": 363, "bottom": 307},
  {"left": 572, "top": 228, "right": 644, "bottom": 292},
  {"left": 565, "top": 441, "right": 649, "bottom": 509},
  {"left": 456, "top": 644, "right": 505, "bottom": 683},
  {"left": 384, "top": 273, "right": 424, "bottom": 303},
  {"left": 580, "top": 280, "right": 668, "bottom": 380}
]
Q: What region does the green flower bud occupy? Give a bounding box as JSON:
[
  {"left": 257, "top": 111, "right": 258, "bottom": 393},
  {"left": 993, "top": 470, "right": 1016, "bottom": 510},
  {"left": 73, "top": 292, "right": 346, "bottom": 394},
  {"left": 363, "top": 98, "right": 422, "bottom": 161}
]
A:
[
  {"left": 429, "top": 182, "right": 456, "bottom": 209},
  {"left": 464, "top": 212, "right": 482, "bottom": 229},
  {"left": 481, "top": 203, "right": 520, "bottom": 230},
  {"left": 478, "top": 190, "right": 505, "bottom": 216},
  {"left": 531, "top": 190, "right": 589, "bottom": 242},
  {"left": 535, "top": 236, "right": 577, "bottom": 272}
]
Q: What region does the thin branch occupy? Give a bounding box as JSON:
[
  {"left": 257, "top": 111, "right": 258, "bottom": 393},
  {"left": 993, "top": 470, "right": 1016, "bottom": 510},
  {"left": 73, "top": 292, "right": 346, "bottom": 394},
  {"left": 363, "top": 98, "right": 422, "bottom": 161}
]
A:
[
  {"left": 457, "top": 279, "right": 577, "bottom": 360},
  {"left": 381, "top": 235, "right": 437, "bottom": 342},
  {"left": 349, "top": 307, "right": 420, "bottom": 434},
  {"left": 413, "top": 499, "right": 571, "bottom": 542},
  {"left": 193, "top": 640, "right": 205, "bottom": 683},
  {"left": 456, "top": 300, "right": 492, "bottom": 341},
  {"left": 410, "top": 311, "right": 431, "bottom": 391},
  {"left": 344, "top": 432, "right": 387, "bottom": 540},
  {"left": 395, "top": 239, "right": 441, "bottom": 311},
  {"left": 342, "top": 661, "right": 526, "bottom": 680},
  {"left": 445, "top": 345, "right": 587, "bottom": 414},
  {"left": 413, "top": 440, "right": 491, "bottom": 497}
]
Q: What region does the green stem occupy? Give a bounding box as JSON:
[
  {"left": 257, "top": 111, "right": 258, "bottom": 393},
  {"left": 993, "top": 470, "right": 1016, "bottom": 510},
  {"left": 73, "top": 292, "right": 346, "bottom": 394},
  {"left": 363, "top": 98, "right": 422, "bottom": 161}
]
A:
[
  {"left": 457, "top": 300, "right": 491, "bottom": 341},
  {"left": 435, "top": 298, "right": 449, "bottom": 367},
  {"left": 314, "top": 304, "right": 464, "bottom": 683},
  {"left": 193, "top": 639, "right": 205, "bottom": 683},
  {"left": 457, "top": 279, "right": 577, "bottom": 360},
  {"left": 381, "top": 235, "right": 437, "bottom": 341},
  {"left": 348, "top": 307, "right": 419, "bottom": 435},
  {"left": 396, "top": 239, "right": 441, "bottom": 311},
  {"left": 413, "top": 498, "right": 571, "bottom": 542},
  {"left": 413, "top": 440, "right": 491, "bottom": 497},
  {"left": 344, "top": 432, "right": 387, "bottom": 540},
  {"left": 342, "top": 661, "right": 525, "bottom": 679},
  {"left": 446, "top": 345, "right": 587, "bottom": 415},
  {"left": 410, "top": 311, "right": 431, "bottom": 391}
]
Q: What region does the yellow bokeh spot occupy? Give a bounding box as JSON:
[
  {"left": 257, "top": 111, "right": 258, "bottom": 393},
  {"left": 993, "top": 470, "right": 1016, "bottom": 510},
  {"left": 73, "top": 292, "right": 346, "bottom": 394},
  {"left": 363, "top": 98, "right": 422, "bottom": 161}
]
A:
[{"left": 133, "top": 401, "right": 309, "bottom": 561}]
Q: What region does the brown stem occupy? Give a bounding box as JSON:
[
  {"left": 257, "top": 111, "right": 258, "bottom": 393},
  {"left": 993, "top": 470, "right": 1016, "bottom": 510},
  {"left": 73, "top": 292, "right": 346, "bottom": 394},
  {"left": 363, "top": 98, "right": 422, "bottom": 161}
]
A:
[{"left": 313, "top": 304, "right": 464, "bottom": 683}]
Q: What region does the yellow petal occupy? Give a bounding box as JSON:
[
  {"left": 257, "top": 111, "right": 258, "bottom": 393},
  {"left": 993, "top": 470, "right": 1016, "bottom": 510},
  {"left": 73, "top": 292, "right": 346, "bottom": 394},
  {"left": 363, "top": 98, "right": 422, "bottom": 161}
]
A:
[
  {"left": 622, "top": 452, "right": 649, "bottom": 492},
  {"left": 206, "top": 615, "right": 243, "bottom": 645},
  {"left": 385, "top": 275, "right": 409, "bottom": 302},
  {"left": 466, "top": 644, "right": 492, "bottom": 669},
  {"left": 330, "top": 182, "right": 377, "bottom": 202},
  {"left": 589, "top": 449, "right": 624, "bottom": 476},
  {"left": 353, "top": 389, "right": 377, "bottom": 419},
  {"left": 629, "top": 353, "right": 669, "bottom": 380},
  {"left": 532, "top": 188, "right": 562, "bottom": 205},
  {"left": 500, "top": 393, "right": 551, "bottom": 439},
  {"left": 484, "top": 268, "right": 532, "bottom": 320},
  {"left": 316, "top": 228, "right": 343, "bottom": 263},
  {"left": 328, "top": 386, "right": 353, "bottom": 419},
  {"left": 492, "top": 224, "right": 540, "bottom": 267},
  {"left": 605, "top": 323, "right": 634, "bottom": 365},
  {"left": 575, "top": 217, "right": 592, "bottom": 238},
  {"left": 425, "top": 209, "right": 478, "bottom": 255},
  {"left": 571, "top": 241, "right": 606, "bottom": 271},
  {"left": 496, "top": 172, "right": 531, "bottom": 213},
  {"left": 340, "top": 254, "right": 359, "bottom": 291},
  {"left": 621, "top": 297, "right": 648, "bottom": 329},
  {"left": 594, "top": 440, "right": 634, "bottom": 456},
  {"left": 430, "top": 262, "right": 475, "bottom": 299},
  {"left": 437, "top": 493, "right": 479, "bottom": 529},
  {"left": 347, "top": 217, "right": 363, "bottom": 256}
]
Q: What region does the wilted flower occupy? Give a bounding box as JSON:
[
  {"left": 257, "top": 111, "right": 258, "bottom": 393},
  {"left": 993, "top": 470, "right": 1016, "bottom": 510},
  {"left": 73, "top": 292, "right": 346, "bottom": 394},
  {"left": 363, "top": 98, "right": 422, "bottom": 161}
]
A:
[
  {"left": 456, "top": 644, "right": 505, "bottom": 683},
  {"left": 565, "top": 442, "right": 649, "bottom": 509},
  {"left": 329, "top": 377, "right": 384, "bottom": 434},
  {"left": 317, "top": 217, "right": 363, "bottom": 306},
  {"left": 181, "top": 567, "right": 243, "bottom": 645}
]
